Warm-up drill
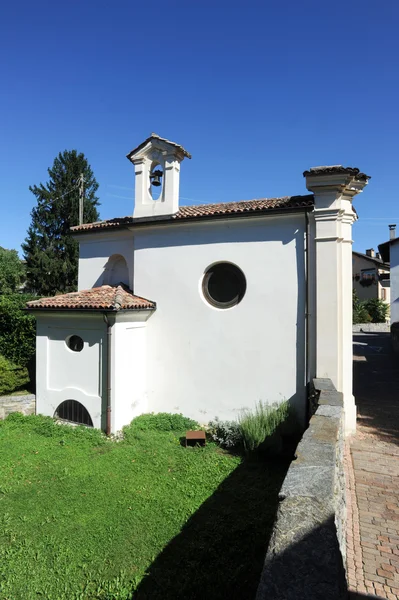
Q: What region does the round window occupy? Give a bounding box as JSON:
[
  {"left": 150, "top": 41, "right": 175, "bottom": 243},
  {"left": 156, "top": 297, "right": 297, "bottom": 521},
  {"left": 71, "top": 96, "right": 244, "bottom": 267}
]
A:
[
  {"left": 66, "top": 335, "right": 84, "bottom": 352},
  {"left": 202, "top": 262, "right": 246, "bottom": 309}
]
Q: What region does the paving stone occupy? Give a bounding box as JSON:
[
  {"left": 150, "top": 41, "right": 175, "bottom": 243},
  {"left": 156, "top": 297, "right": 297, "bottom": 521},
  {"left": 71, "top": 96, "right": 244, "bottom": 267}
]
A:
[{"left": 345, "top": 332, "right": 399, "bottom": 598}]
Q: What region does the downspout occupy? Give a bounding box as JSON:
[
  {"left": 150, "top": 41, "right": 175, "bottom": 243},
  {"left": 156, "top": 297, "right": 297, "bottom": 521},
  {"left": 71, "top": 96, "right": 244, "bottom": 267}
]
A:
[
  {"left": 103, "top": 313, "right": 112, "bottom": 436},
  {"left": 305, "top": 211, "right": 311, "bottom": 423}
]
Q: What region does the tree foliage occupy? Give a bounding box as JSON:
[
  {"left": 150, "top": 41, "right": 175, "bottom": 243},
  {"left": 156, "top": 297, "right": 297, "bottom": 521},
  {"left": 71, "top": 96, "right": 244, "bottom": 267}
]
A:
[
  {"left": 0, "top": 294, "right": 36, "bottom": 368},
  {"left": 0, "top": 247, "right": 25, "bottom": 294},
  {"left": 0, "top": 355, "right": 29, "bottom": 396},
  {"left": 22, "top": 150, "right": 100, "bottom": 296}
]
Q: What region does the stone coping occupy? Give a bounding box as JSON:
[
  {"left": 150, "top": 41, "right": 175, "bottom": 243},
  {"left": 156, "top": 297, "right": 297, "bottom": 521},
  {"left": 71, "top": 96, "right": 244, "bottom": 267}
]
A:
[
  {"left": 353, "top": 323, "right": 389, "bottom": 333},
  {"left": 256, "top": 379, "right": 347, "bottom": 600}
]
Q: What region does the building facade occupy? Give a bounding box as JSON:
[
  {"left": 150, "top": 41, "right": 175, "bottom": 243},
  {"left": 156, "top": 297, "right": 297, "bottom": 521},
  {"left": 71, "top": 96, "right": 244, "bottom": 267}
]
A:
[
  {"left": 379, "top": 226, "right": 399, "bottom": 326},
  {"left": 27, "top": 135, "right": 371, "bottom": 435},
  {"left": 352, "top": 249, "right": 390, "bottom": 304}
]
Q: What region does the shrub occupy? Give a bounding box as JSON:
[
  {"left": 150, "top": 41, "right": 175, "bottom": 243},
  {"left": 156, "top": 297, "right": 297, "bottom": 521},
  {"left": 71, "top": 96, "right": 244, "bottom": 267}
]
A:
[
  {"left": 353, "top": 302, "right": 372, "bottom": 324},
  {"left": 363, "top": 298, "right": 389, "bottom": 323},
  {"left": 208, "top": 417, "right": 242, "bottom": 449},
  {"left": 0, "top": 354, "right": 29, "bottom": 395},
  {"left": 126, "top": 412, "right": 200, "bottom": 433},
  {"left": 353, "top": 290, "right": 371, "bottom": 324},
  {"left": 0, "top": 294, "right": 37, "bottom": 367},
  {"left": 239, "top": 401, "right": 289, "bottom": 454}
]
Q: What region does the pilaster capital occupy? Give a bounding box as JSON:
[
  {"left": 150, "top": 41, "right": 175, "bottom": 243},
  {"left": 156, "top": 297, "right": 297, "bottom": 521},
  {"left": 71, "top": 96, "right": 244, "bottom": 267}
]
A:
[{"left": 304, "top": 166, "right": 370, "bottom": 209}]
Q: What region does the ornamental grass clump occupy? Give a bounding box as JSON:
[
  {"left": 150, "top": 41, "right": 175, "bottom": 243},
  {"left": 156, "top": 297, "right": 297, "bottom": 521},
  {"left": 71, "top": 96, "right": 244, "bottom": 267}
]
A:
[{"left": 239, "top": 401, "right": 289, "bottom": 454}]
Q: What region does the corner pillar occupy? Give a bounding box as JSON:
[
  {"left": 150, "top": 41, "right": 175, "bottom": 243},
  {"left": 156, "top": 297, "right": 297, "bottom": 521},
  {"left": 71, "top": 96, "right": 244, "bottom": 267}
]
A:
[{"left": 305, "top": 168, "right": 370, "bottom": 434}]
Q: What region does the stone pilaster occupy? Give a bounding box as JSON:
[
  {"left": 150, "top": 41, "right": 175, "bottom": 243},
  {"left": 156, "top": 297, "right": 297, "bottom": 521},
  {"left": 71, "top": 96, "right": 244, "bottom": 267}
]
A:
[{"left": 304, "top": 167, "right": 370, "bottom": 433}]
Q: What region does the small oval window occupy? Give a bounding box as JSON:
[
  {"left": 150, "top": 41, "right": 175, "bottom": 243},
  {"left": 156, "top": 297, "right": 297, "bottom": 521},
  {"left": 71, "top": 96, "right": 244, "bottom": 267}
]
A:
[
  {"left": 203, "top": 262, "right": 246, "bottom": 309},
  {"left": 66, "top": 335, "right": 84, "bottom": 352}
]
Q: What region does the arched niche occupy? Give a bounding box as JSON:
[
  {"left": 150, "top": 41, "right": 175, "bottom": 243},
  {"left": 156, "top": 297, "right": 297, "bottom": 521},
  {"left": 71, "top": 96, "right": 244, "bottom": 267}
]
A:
[
  {"left": 103, "top": 254, "right": 129, "bottom": 286},
  {"left": 54, "top": 400, "right": 93, "bottom": 427}
]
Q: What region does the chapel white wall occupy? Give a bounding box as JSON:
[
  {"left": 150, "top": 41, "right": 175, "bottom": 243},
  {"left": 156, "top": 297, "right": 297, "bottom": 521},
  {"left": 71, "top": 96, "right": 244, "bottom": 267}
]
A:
[
  {"left": 133, "top": 214, "right": 307, "bottom": 426},
  {"left": 111, "top": 316, "right": 148, "bottom": 433},
  {"left": 35, "top": 314, "right": 106, "bottom": 429},
  {"left": 78, "top": 233, "right": 134, "bottom": 291}
]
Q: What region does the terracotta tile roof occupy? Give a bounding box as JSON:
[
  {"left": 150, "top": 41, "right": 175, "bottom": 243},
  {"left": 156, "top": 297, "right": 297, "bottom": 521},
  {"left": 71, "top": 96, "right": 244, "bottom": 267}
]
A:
[
  {"left": 26, "top": 285, "right": 156, "bottom": 311},
  {"left": 71, "top": 194, "right": 314, "bottom": 234},
  {"left": 303, "top": 166, "right": 371, "bottom": 182},
  {"left": 127, "top": 133, "right": 191, "bottom": 160}
]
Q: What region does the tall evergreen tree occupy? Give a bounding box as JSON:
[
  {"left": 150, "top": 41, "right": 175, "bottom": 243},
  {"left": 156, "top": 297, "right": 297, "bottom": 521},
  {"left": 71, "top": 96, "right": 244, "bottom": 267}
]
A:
[{"left": 22, "top": 150, "right": 100, "bottom": 296}]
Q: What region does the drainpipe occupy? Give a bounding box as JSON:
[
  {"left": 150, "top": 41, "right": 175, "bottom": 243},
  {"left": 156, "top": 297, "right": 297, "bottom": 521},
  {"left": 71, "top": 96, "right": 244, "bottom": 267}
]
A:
[
  {"left": 305, "top": 211, "right": 311, "bottom": 423},
  {"left": 103, "top": 313, "right": 112, "bottom": 436}
]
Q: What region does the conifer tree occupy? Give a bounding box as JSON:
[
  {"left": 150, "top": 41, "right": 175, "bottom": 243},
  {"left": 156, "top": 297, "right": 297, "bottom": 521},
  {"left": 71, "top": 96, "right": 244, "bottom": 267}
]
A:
[{"left": 22, "top": 150, "right": 100, "bottom": 295}]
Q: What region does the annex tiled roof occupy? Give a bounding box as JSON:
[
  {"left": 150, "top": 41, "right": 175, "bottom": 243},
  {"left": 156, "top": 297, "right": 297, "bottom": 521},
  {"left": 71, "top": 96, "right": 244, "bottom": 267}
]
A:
[
  {"left": 303, "top": 166, "right": 371, "bottom": 182},
  {"left": 127, "top": 133, "right": 192, "bottom": 160},
  {"left": 26, "top": 285, "right": 155, "bottom": 311},
  {"left": 352, "top": 250, "right": 389, "bottom": 269},
  {"left": 71, "top": 194, "right": 315, "bottom": 233}
]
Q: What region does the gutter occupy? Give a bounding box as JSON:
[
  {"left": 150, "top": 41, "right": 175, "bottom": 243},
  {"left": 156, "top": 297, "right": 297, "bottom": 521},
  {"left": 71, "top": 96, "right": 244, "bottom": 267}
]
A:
[{"left": 103, "top": 313, "right": 112, "bottom": 436}]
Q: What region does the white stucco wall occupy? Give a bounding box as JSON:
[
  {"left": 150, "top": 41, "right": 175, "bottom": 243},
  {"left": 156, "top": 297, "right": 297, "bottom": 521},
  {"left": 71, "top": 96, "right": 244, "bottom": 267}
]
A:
[
  {"left": 111, "top": 315, "right": 148, "bottom": 432},
  {"left": 78, "top": 233, "right": 134, "bottom": 290},
  {"left": 390, "top": 241, "right": 399, "bottom": 324},
  {"left": 131, "top": 214, "right": 307, "bottom": 425},
  {"left": 35, "top": 313, "right": 106, "bottom": 429}
]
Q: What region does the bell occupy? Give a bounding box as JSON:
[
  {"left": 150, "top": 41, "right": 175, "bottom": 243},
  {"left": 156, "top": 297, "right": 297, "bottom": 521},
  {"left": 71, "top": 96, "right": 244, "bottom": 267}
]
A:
[{"left": 150, "top": 169, "right": 163, "bottom": 187}]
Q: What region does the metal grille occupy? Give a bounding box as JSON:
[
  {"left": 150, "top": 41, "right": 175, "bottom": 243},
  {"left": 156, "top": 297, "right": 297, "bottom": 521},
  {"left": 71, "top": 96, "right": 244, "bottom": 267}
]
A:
[{"left": 54, "top": 400, "right": 93, "bottom": 427}]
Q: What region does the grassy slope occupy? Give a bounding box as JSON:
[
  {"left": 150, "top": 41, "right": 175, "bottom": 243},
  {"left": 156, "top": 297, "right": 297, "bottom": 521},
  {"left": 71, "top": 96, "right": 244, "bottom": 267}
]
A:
[{"left": 0, "top": 415, "right": 288, "bottom": 600}]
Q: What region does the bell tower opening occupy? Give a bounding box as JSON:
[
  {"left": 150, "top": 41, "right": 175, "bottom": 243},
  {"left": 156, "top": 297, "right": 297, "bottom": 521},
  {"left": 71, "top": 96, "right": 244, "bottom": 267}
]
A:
[{"left": 127, "top": 133, "right": 191, "bottom": 219}]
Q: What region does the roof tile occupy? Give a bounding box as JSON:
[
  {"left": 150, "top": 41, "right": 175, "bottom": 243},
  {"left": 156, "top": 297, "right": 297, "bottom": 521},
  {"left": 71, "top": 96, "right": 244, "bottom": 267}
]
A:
[
  {"left": 26, "top": 284, "right": 155, "bottom": 311},
  {"left": 303, "top": 166, "right": 370, "bottom": 181},
  {"left": 71, "top": 194, "right": 314, "bottom": 233}
]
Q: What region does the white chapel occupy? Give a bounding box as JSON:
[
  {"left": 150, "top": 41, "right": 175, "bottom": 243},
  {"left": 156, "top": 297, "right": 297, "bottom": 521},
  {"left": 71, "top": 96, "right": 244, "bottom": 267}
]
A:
[{"left": 27, "top": 134, "right": 370, "bottom": 435}]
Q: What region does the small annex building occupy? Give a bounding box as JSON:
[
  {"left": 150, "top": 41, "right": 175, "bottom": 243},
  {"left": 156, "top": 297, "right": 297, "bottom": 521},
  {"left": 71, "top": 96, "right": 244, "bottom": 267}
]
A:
[{"left": 27, "top": 134, "right": 371, "bottom": 435}]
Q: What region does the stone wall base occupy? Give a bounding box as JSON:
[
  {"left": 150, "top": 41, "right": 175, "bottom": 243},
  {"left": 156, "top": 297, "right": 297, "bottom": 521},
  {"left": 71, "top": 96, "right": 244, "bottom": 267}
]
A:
[{"left": 0, "top": 394, "right": 36, "bottom": 420}]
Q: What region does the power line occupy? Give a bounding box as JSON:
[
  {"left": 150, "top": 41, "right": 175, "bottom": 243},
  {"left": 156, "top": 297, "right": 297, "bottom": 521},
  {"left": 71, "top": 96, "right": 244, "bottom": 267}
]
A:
[{"left": 45, "top": 183, "right": 80, "bottom": 203}]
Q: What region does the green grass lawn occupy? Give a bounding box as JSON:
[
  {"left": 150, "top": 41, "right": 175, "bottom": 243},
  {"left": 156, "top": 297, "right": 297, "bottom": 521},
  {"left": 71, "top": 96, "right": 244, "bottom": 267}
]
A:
[{"left": 0, "top": 413, "right": 289, "bottom": 600}]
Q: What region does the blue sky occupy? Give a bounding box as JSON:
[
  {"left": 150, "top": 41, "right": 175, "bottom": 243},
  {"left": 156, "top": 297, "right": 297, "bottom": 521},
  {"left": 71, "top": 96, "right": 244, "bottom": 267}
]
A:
[{"left": 1, "top": 0, "right": 398, "bottom": 255}]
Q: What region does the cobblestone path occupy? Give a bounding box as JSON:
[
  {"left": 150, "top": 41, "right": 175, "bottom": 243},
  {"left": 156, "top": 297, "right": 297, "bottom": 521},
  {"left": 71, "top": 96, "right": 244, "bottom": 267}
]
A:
[{"left": 347, "top": 333, "right": 399, "bottom": 599}]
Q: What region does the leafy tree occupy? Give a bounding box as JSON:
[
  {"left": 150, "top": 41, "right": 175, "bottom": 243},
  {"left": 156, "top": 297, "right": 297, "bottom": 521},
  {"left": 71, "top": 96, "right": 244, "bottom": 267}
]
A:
[
  {"left": 22, "top": 150, "right": 100, "bottom": 295},
  {"left": 0, "top": 294, "right": 36, "bottom": 367},
  {"left": 0, "top": 293, "right": 38, "bottom": 390},
  {"left": 0, "top": 247, "right": 25, "bottom": 294},
  {"left": 0, "top": 355, "right": 29, "bottom": 395}
]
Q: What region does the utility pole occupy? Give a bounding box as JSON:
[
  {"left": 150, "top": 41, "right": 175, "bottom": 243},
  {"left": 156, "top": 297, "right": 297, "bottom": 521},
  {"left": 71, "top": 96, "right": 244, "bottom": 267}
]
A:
[{"left": 79, "top": 173, "right": 84, "bottom": 225}]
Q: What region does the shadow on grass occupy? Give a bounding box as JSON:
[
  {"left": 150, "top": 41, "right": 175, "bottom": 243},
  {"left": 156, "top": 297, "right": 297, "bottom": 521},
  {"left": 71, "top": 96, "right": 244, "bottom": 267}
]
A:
[{"left": 133, "top": 454, "right": 290, "bottom": 600}]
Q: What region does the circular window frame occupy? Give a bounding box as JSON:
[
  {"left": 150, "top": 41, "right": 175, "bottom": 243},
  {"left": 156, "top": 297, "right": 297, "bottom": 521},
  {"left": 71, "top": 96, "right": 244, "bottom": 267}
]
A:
[
  {"left": 202, "top": 262, "right": 247, "bottom": 309},
  {"left": 65, "top": 335, "right": 84, "bottom": 353}
]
